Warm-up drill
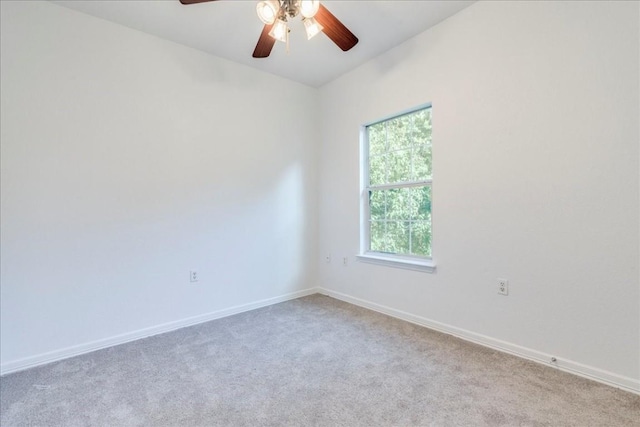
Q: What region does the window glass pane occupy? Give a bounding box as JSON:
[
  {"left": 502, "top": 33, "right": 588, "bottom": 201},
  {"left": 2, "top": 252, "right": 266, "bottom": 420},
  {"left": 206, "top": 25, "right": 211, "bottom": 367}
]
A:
[
  {"left": 412, "top": 185, "right": 432, "bottom": 221},
  {"left": 368, "top": 122, "right": 386, "bottom": 156},
  {"left": 412, "top": 109, "right": 432, "bottom": 146},
  {"left": 387, "top": 148, "right": 411, "bottom": 183},
  {"left": 369, "top": 154, "right": 386, "bottom": 186},
  {"left": 386, "top": 221, "right": 410, "bottom": 254},
  {"left": 370, "top": 221, "right": 386, "bottom": 252},
  {"left": 369, "top": 190, "right": 385, "bottom": 221},
  {"left": 413, "top": 145, "right": 432, "bottom": 180},
  {"left": 411, "top": 221, "right": 432, "bottom": 257},
  {"left": 386, "top": 188, "right": 412, "bottom": 221},
  {"left": 369, "top": 188, "right": 431, "bottom": 256},
  {"left": 387, "top": 115, "right": 412, "bottom": 151}
]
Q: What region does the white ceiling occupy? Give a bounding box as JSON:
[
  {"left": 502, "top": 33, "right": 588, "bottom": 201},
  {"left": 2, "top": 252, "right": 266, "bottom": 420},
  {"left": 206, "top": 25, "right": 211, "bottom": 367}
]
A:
[{"left": 52, "top": 0, "right": 475, "bottom": 87}]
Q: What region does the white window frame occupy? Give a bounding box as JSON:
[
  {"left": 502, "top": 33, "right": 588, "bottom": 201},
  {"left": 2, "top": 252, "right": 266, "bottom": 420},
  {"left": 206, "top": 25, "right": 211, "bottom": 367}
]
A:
[{"left": 357, "top": 103, "right": 436, "bottom": 273}]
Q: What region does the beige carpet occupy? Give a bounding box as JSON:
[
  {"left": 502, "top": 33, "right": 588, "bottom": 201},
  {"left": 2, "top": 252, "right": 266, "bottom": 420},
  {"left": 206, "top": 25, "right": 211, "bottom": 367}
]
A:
[{"left": 1, "top": 294, "right": 639, "bottom": 426}]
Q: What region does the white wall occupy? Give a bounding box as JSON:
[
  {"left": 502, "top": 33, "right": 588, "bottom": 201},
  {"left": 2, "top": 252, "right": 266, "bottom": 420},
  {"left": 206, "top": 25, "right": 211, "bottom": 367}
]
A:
[
  {"left": 318, "top": 1, "right": 640, "bottom": 387},
  {"left": 0, "top": 1, "right": 318, "bottom": 368}
]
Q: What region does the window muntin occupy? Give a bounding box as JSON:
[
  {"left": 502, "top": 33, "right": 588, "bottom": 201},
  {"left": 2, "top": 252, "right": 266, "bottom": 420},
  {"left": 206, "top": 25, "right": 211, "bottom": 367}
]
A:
[{"left": 363, "top": 105, "right": 432, "bottom": 260}]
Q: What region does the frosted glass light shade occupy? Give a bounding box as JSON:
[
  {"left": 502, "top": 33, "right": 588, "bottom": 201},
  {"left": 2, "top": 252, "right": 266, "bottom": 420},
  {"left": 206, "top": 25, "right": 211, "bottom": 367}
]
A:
[
  {"left": 303, "top": 17, "right": 323, "bottom": 40},
  {"left": 269, "top": 18, "right": 289, "bottom": 43},
  {"left": 256, "top": 0, "right": 280, "bottom": 25},
  {"left": 299, "top": 0, "right": 320, "bottom": 18}
]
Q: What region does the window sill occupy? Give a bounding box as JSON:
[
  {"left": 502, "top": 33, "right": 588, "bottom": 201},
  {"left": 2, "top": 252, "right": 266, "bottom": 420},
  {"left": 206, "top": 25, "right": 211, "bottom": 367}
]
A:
[{"left": 356, "top": 253, "right": 436, "bottom": 273}]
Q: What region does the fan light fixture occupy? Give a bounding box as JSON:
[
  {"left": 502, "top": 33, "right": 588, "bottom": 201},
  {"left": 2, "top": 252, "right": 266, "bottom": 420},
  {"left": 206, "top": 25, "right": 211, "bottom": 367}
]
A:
[
  {"left": 299, "top": 0, "right": 320, "bottom": 18},
  {"left": 257, "top": 0, "right": 323, "bottom": 49},
  {"left": 303, "top": 17, "right": 323, "bottom": 40},
  {"left": 269, "top": 18, "right": 289, "bottom": 43},
  {"left": 256, "top": 0, "right": 279, "bottom": 25}
]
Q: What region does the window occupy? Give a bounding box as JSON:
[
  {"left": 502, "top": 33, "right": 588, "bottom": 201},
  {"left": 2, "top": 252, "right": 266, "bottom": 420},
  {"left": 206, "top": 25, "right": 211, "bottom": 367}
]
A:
[{"left": 358, "top": 105, "right": 435, "bottom": 272}]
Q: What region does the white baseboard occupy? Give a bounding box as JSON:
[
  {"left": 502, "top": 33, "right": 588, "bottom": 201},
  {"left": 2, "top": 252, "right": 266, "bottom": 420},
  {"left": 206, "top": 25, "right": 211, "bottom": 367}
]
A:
[
  {"left": 4, "top": 286, "right": 638, "bottom": 395},
  {"left": 0, "top": 288, "right": 319, "bottom": 376},
  {"left": 318, "top": 287, "right": 640, "bottom": 395}
]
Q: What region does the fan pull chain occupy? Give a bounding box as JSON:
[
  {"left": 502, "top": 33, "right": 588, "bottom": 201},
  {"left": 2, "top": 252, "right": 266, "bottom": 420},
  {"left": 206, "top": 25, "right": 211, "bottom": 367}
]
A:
[{"left": 286, "top": 28, "right": 290, "bottom": 55}]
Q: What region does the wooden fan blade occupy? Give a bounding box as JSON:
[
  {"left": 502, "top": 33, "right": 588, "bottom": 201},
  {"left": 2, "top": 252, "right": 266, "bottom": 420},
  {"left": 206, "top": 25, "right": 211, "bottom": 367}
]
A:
[
  {"left": 179, "top": 0, "right": 218, "bottom": 5},
  {"left": 252, "top": 24, "right": 276, "bottom": 58},
  {"left": 315, "top": 4, "right": 358, "bottom": 51}
]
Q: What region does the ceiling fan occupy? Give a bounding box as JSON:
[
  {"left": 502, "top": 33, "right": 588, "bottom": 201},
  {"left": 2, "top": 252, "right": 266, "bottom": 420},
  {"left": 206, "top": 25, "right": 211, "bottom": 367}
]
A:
[{"left": 179, "top": 0, "right": 359, "bottom": 58}]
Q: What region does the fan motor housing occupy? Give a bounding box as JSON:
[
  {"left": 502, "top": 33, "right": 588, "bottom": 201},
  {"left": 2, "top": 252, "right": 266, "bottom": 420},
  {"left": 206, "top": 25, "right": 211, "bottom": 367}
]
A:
[{"left": 283, "top": 0, "right": 300, "bottom": 19}]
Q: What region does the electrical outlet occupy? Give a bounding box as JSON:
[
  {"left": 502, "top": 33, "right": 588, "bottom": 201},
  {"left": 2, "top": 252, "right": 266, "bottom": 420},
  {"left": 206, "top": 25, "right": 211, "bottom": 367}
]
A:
[
  {"left": 343, "top": 257, "right": 348, "bottom": 266},
  {"left": 190, "top": 270, "right": 199, "bottom": 283},
  {"left": 497, "top": 278, "right": 508, "bottom": 295},
  {"left": 325, "top": 254, "right": 331, "bottom": 263}
]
